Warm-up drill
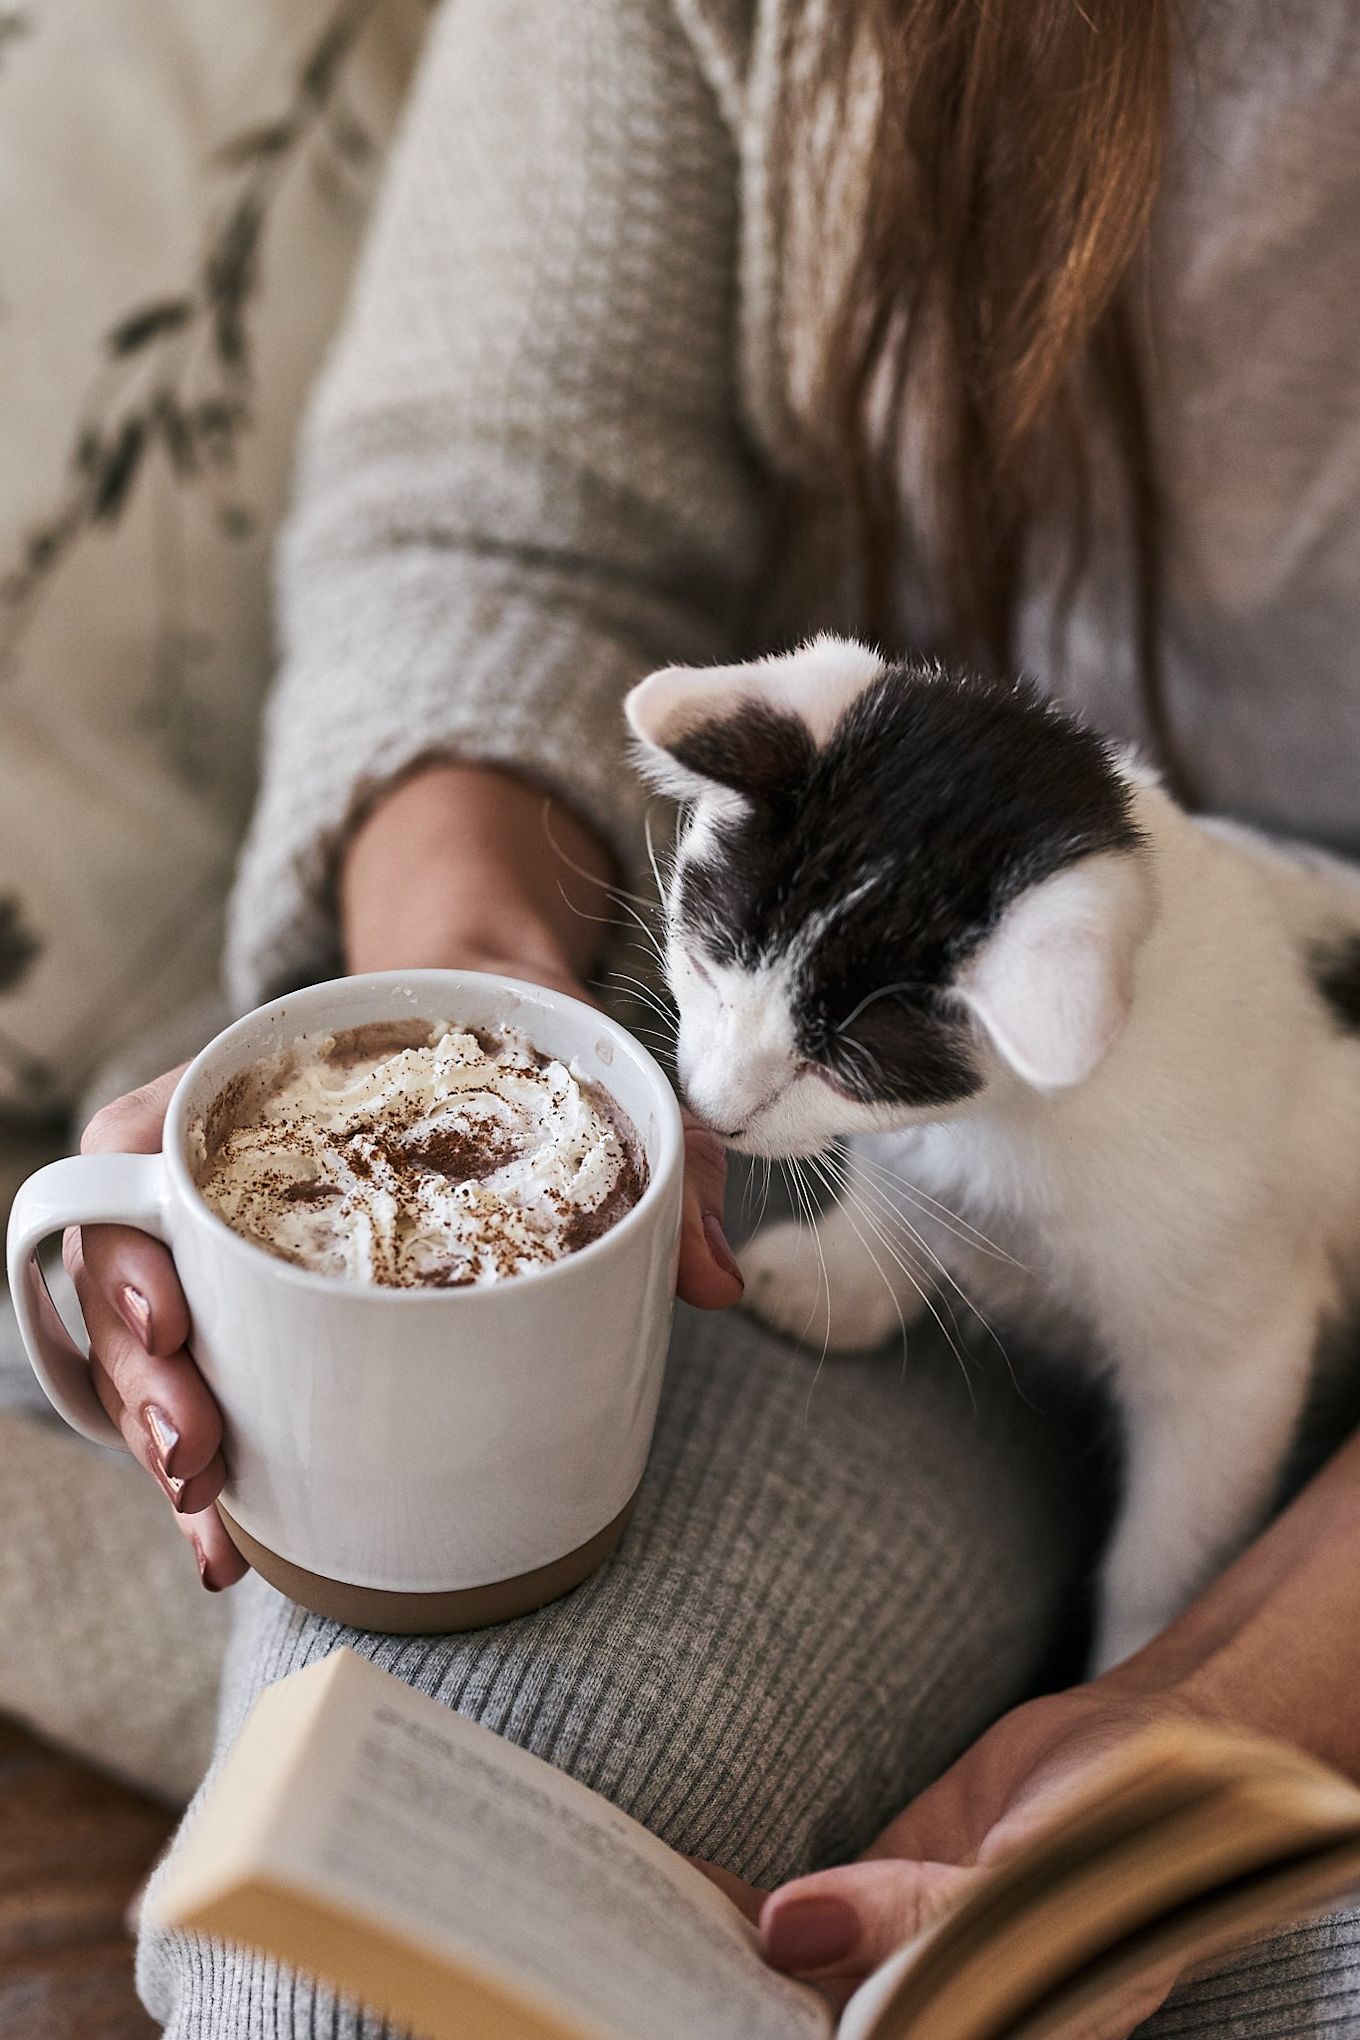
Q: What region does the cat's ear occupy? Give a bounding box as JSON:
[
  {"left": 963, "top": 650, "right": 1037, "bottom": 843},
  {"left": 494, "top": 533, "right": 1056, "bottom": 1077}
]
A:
[
  {"left": 958, "top": 853, "right": 1154, "bottom": 1091},
  {"left": 625, "top": 636, "right": 883, "bottom": 799},
  {"left": 625, "top": 664, "right": 801, "bottom": 801}
]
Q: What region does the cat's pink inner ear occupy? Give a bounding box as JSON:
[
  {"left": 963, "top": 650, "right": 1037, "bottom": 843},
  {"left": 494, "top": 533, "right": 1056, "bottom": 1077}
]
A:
[
  {"left": 624, "top": 664, "right": 748, "bottom": 756},
  {"left": 958, "top": 854, "right": 1154, "bottom": 1091},
  {"left": 624, "top": 663, "right": 757, "bottom": 799}
]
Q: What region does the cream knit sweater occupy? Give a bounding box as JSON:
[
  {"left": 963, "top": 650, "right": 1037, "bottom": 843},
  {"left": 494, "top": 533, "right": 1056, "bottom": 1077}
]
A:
[{"left": 227, "top": 0, "right": 1360, "bottom": 1006}]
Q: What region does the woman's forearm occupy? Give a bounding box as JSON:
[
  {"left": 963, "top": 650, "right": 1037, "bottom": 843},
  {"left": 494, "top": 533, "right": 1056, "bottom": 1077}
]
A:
[
  {"left": 340, "top": 762, "right": 616, "bottom": 979},
  {"left": 1107, "top": 1426, "right": 1360, "bottom": 1776}
]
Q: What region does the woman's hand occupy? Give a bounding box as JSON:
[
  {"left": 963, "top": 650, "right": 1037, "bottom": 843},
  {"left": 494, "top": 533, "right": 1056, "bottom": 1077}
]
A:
[
  {"left": 342, "top": 762, "right": 744, "bottom": 1311},
  {"left": 65, "top": 1067, "right": 249, "bottom": 1591},
  {"left": 67, "top": 763, "right": 741, "bottom": 1592},
  {"left": 698, "top": 1421, "right": 1360, "bottom": 2034},
  {"left": 699, "top": 1682, "right": 1195, "bottom": 2035}
]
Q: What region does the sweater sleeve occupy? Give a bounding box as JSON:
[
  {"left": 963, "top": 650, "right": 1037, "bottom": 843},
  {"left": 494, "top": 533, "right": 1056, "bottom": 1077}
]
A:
[{"left": 225, "top": 0, "right": 767, "bottom": 1006}]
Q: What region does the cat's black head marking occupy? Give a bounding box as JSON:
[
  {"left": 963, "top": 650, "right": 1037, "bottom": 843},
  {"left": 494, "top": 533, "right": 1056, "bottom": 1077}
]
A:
[
  {"left": 669, "top": 701, "right": 815, "bottom": 800},
  {"left": 673, "top": 660, "right": 1142, "bottom": 1109}
]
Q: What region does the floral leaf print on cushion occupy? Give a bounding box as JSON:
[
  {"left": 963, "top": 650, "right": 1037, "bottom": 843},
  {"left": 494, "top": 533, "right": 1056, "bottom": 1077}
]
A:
[{"left": 0, "top": 0, "right": 426, "bottom": 1116}]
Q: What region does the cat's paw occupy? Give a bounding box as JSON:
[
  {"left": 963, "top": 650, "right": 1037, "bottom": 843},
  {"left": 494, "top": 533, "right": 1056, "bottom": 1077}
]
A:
[{"left": 739, "top": 1221, "right": 906, "bottom": 1352}]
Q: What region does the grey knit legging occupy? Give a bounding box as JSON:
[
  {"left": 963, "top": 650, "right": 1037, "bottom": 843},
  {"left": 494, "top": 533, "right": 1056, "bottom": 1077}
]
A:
[{"left": 137, "top": 1303, "right": 1360, "bottom": 2037}]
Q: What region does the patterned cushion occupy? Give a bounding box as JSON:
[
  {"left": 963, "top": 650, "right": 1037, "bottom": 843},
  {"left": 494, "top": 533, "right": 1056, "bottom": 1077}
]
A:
[{"left": 0, "top": 0, "right": 426, "bottom": 1121}]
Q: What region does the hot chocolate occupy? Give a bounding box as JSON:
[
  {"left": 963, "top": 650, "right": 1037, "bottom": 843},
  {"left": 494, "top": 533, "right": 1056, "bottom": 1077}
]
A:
[{"left": 191, "top": 1019, "right": 647, "bottom": 1288}]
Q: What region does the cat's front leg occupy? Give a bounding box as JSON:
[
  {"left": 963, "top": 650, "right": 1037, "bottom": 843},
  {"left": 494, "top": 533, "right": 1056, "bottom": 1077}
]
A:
[
  {"left": 1093, "top": 1295, "right": 1319, "bottom": 1673},
  {"left": 740, "top": 1172, "right": 929, "bottom": 1353}
]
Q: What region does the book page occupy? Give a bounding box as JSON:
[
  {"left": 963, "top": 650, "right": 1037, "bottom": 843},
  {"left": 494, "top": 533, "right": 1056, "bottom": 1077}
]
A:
[{"left": 167, "top": 1650, "right": 829, "bottom": 2040}]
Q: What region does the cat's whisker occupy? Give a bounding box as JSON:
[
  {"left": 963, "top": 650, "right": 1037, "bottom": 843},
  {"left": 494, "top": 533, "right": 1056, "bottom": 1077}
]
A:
[
  {"left": 735, "top": 1150, "right": 770, "bottom": 1231},
  {"left": 756, "top": 1155, "right": 773, "bottom": 1234},
  {"left": 623, "top": 938, "right": 671, "bottom": 981},
  {"left": 554, "top": 882, "right": 619, "bottom": 931},
  {"left": 833, "top": 1156, "right": 987, "bottom": 1326},
  {"left": 541, "top": 799, "right": 662, "bottom": 915},
  {"left": 807, "top": 1151, "right": 977, "bottom": 1410},
  {"left": 779, "top": 1156, "right": 823, "bottom": 1345},
  {"left": 834, "top": 1035, "right": 887, "bottom": 1086},
  {"left": 850, "top": 1147, "right": 1014, "bottom": 1249},
  {"left": 613, "top": 896, "right": 669, "bottom": 968},
  {"left": 783, "top": 1158, "right": 832, "bottom": 1344},
  {"left": 615, "top": 1017, "right": 676, "bottom": 1045},
  {"left": 739, "top": 1159, "right": 756, "bottom": 1227},
  {"left": 832, "top": 1156, "right": 1025, "bottom": 1402},
  {"left": 550, "top": 875, "right": 667, "bottom": 973},
  {"left": 801, "top": 1153, "right": 915, "bottom": 1371},
  {"left": 601, "top": 970, "right": 678, "bottom": 1030},
  {"left": 599, "top": 1003, "right": 676, "bottom": 1044},
  {"left": 603, "top": 966, "right": 674, "bottom": 1006},
  {"left": 819, "top": 1183, "right": 978, "bottom": 1409},
  {"left": 642, "top": 807, "right": 676, "bottom": 916},
  {"left": 849, "top": 1162, "right": 1016, "bottom": 1295},
  {"left": 810, "top": 1152, "right": 932, "bottom": 1310},
  {"left": 835, "top": 981, "right": 934, "bottom": 1034},
  {"left": 786, "top": 1155, "right": 834, "bottom": 1422},
  {"left": 850, "top": 1151, "right": 1025, "bottom": 1268}
]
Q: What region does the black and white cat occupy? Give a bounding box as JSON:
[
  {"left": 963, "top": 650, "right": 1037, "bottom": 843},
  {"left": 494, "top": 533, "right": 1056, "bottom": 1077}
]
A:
[{"left": 625, "top": 635, "right": 1360, "bottom": 1672}]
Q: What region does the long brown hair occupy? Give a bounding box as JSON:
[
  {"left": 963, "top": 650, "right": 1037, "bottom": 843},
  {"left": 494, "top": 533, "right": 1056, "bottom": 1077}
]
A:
[{"left": 802, "top": 0, "right": 1179, "bottom": 777}]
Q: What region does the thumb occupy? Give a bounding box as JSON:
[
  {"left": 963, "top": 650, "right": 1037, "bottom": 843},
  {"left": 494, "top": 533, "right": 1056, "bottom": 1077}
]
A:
[
  {"left": 759, "top": 1860, "right": 975, "bottom": 1981},
  {"left": 677, "top": 1117, "right": 743, "bottom": 1308}
]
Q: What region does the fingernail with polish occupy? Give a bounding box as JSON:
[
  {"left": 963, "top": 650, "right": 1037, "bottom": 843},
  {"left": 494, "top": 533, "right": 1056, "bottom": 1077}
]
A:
[
  {"left": 118, "top": 1284, "right": 153, "bottom": 1349},
  {"left": 144, "top": 1403, "right": 183, "bottom": 1497},
  {"left": 703, "top": 1213, "right": 744, "bottom": 1288},
  {"left": 763, "top": 1896, "right": 858, "bottom": 1971},
  {"left": 192, "top": 1538, "right": 224, "bottom": 1593}
]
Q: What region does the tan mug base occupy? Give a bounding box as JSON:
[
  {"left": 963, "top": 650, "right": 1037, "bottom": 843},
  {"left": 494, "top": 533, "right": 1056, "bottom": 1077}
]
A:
[{"left": 216, "top": 1493, "right": 638, "bottom": 1633}]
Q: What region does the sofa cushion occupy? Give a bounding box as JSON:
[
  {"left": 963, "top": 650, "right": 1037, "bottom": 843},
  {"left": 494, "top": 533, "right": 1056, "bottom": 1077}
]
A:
[{"left": 0, "top": 0, "right": 425, "bottom": 1120}]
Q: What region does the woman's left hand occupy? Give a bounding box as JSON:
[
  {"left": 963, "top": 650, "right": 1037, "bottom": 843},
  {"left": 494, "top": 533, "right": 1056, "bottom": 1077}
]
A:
[
  {"left": 694, "top": 1421, "right": 1360, "bottom": 2031},
  {"left": 696, "top": 1680, "right": 1198, "bottom": 2035}
]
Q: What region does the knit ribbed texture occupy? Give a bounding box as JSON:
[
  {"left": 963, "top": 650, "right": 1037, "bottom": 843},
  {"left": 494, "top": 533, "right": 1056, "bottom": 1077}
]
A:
[
  {"left": 226, "top": 0, "right": 768, "bottom": 1004},
  {"left": 137, "top": 1304, "right": 1360, "bottom": 2038},
  {"left": 139, "top": 1304, "right": 1091, "bottom": 2035},
  {"left": 1143, "top": 1923, "right": 1360, "bottom": 2040}
]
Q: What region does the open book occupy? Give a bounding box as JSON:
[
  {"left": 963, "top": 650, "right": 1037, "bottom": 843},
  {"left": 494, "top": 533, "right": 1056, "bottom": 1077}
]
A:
[{"left": 150, "top": 1649, "right": 1360, "bottom": 2040}]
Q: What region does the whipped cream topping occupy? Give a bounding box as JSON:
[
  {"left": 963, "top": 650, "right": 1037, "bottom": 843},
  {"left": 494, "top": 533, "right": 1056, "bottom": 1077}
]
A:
[{"left": 192, "top": 1022, "right": 645, "bottom": 1288}]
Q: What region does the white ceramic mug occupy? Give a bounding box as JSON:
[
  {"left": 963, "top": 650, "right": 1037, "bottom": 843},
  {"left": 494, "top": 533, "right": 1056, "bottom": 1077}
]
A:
[{"left": 6, "top": 971, "right": 684, "bottom": 1630}]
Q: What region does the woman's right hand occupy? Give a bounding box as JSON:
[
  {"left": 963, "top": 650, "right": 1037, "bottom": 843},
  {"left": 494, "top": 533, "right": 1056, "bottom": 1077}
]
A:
[
  {"left": 341, "top": 763, "right": 746, "bottom": 1311},
  {"left": 69, "top": 761, "right": 743, "bottom": 1591}
]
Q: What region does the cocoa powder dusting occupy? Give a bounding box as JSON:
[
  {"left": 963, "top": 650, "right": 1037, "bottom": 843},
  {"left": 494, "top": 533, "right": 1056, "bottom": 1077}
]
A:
[
  {"left": 560, "top": 1145, "right": 647, "bottom": 1254},
  {"left": 194, "top": 1018, "right": 649, "bottom": 1286},
  {"left": 388, "top": 1122, "right": 518, "bottom": 1185}
]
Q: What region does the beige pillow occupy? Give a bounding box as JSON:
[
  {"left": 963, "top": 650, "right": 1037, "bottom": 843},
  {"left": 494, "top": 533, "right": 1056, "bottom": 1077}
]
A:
[
  {"left": 0, "top": 0, "right": 426, "bottom": 1123},
  {"left": 0, "top": 1407, "right": 230, "bottom": 1803}
]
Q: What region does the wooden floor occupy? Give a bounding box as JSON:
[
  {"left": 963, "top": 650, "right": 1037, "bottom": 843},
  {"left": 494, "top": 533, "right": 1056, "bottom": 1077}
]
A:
[{"left": 0, "top": 1716, "right": 175, "bottom": 2040}]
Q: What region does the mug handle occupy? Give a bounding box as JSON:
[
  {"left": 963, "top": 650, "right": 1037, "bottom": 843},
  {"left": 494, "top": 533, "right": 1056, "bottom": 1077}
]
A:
[{"left": 6, "top": 1153, "right": 170, "bottom": 1447}]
